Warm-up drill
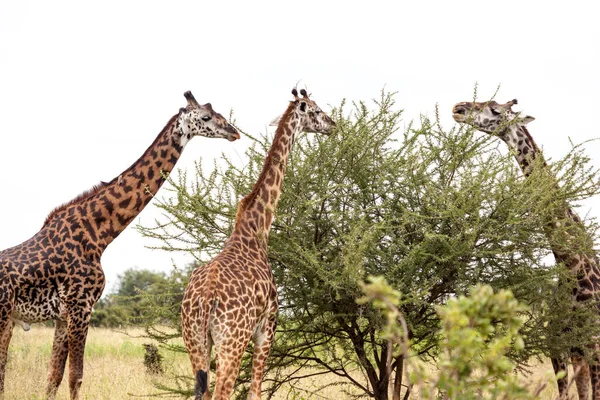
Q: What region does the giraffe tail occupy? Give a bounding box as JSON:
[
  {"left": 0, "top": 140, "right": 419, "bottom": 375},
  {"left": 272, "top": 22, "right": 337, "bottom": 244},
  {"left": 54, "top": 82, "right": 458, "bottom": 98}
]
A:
[
  {"left": 194, "top": 296, "right": 216, "bottom": 399},
  {"left": 195, "top": 370, "right": 208, "bottom": 399}
]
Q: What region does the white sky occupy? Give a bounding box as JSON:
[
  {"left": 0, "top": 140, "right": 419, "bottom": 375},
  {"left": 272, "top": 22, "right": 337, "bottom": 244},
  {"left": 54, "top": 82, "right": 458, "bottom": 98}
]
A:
[{"left": 1, "top": 1, "right": 599, "bottom": 293}]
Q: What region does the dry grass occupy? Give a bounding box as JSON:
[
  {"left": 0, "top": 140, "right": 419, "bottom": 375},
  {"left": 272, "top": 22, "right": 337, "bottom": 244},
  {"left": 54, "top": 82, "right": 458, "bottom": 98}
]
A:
[
  {"left": 5, "top": 326, "right": 189, "bottom": 400},
  {"left": 3, "top": 326, "right": 580, "bottom": 399}
]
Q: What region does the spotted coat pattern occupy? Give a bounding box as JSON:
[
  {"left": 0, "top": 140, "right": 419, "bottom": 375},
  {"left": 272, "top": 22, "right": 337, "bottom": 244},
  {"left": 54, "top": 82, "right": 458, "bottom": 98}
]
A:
[
  {"left": 181, "top": 89, "right": 335, "bottom": 400},
  {"left": 453, "top": 99, "right": 600, "bottom": 400},
  {"left": 0, "top": 91, "right": 239, "bottom": 400}
]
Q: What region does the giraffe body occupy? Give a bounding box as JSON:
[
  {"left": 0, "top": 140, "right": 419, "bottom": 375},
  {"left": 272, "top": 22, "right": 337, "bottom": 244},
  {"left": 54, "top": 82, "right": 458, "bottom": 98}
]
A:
[
  {"left": 0, "top": 91, "right": 239, "bottom": 399},
  {"left": 182, "top": 88, "right": 335, "bottom": 400},
  {"left": 453, "top": 99, "right": 600, "bottom": 399}
]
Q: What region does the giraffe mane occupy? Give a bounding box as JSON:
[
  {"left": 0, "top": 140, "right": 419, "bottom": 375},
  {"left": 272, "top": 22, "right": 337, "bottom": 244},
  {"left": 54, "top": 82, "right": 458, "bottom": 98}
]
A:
[
  {"left": 235, "top": 101, "right": 297, "bottom": 224},
  {"left": 43, "top": 182, "right": 109, "bottom": 226},
  {"left": 43, "top": 112, "right": 182, "bottom": 227}
]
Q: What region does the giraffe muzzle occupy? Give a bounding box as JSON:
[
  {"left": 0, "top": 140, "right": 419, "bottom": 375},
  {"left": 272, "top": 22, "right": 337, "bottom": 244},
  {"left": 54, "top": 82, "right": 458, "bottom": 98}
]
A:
[
  {"left": 452, "top": 104, "right": 468, "bottom": 123},
  {"left": 228, "top": 131, "right": 241, "bottom": 141}
]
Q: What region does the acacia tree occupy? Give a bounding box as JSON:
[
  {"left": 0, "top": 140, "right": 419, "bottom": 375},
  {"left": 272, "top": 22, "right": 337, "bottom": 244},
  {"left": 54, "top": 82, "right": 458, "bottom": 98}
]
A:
[{"left": 139, "top": 91, "right": 600, "bottom": 399}]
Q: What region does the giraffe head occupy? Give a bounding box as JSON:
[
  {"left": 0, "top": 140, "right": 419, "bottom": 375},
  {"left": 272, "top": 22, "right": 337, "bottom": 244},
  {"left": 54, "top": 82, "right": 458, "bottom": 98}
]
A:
[
  {"left": 452, "top": 99, "right": 535, "bottom": 134},
  {"left": 176, "top": 91, "right": 241, "bottom": 145},
  {"left": 270, "top": 88, "right": 336, "bottom": 135}
]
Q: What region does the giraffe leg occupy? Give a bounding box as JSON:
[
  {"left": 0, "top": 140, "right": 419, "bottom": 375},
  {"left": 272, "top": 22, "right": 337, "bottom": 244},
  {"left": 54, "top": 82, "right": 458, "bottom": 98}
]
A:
[
  {"left": 46, "top": 320, "right": 69, "bottom": 399},
  {"left": 590, "top": 362, "right": 600, "bottom": 400},
  {"left": 588, "top": 346, "right": 600, "bottom": 400},
  {"left": 212, "top": 332, "right": 252, "bottom": 400},
  {"left": 66, "top": 309, "right": 92, "bottom": 400},
  {"left": 247, "top": 316, "right": 276, "bottom": 400},
  {"left": 572, "top": 353, "right": 591, "bottom": 400},
  {"left": 0, "top": 318, "right": 14, "bottom": 395},
  {"left": 552, "top": 356, "right": 571, "bottom": 399}
]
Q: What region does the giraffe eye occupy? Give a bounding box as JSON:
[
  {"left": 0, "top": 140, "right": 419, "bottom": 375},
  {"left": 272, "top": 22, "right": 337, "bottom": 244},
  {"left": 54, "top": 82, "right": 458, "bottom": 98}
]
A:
[
  {"left": 202, "top": 116, "right": 212, "bottom": 122},
  {"left": 490, "top": 109, "right": 501, "bottom": 116}
]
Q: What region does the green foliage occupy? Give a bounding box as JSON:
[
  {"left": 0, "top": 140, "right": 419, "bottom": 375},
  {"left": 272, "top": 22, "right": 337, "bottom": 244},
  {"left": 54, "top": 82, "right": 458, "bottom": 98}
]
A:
[
  {"left": 428, "top": 285, "right": 533, "bottom": 399},
  {"left": 358, "top": 275, "right": 407, "bottom": 347},
  {"left": 91, "top": 267, "right": 189, "bottom": 329},
  {"left": 361, "top": 277, "right": 547, "bottom": 399},
  {"left": 138, "top": 91, "right": 600, "bottom": 399}
]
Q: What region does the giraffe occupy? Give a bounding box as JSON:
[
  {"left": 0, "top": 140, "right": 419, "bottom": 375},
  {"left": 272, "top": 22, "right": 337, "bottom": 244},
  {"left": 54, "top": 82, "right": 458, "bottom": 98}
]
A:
[
  {"left": 452, "top": 99, "right": 600, "bottom": 399},
  {"left": 0, "top": 91, "right": 240, "bottom": 400},
  {"left": 181, "top": 88, "right": 336, "bottom": 400}
]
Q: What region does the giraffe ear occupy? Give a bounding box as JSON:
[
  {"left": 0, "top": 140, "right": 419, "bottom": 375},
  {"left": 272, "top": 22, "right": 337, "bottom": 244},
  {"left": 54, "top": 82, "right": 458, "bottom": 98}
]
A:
[
  {"left": 521, "top": 115, "right": 535, "bottom": 124},
  {"left": 269, "top": 115, "right": 282, "bottom": 127}
]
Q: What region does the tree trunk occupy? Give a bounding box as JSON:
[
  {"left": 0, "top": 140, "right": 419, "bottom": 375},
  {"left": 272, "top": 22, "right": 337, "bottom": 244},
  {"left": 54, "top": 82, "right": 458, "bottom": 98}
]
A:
[
  {"left": 374, "top": 341, "right": 390, "bottom": 400},
  {"left": 393, "top": 354, "right": 404, "bottom": 400},
  {"left": 373, "top": 385, "right": 389, "bottom": 400}
]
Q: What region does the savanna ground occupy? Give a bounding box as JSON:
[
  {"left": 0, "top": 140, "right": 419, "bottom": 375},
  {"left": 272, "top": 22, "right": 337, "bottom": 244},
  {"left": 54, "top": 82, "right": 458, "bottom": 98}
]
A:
[{"left": 4, "top": 326, "right": 578, "bottom": 400}]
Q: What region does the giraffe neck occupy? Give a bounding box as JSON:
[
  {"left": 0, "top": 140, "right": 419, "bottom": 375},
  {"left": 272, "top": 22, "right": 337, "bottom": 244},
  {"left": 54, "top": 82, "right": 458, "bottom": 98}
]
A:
[
  {"left": 43, "top": 112, "right": 187, "bottom": 253},
  {"left": 500, "top": 125, "right": 597, "bottom": 268},
  {"left": 498, "top": 125, "right": 545, "bottom": 176},
  {"left": 232, "top": 104, "right": 300, "bottom": 242}
]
